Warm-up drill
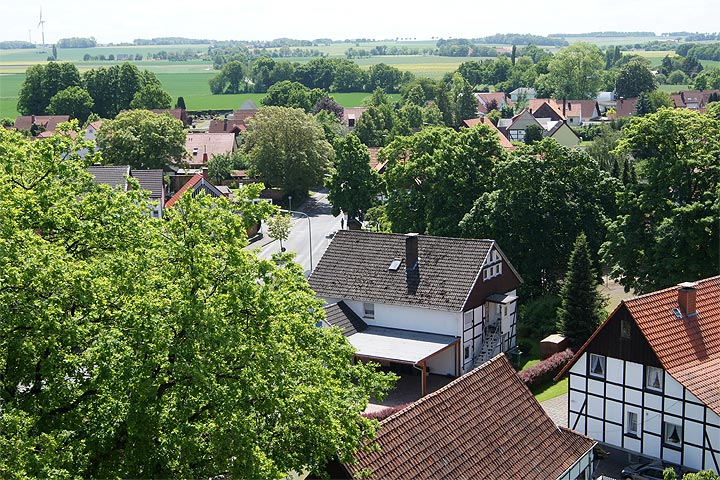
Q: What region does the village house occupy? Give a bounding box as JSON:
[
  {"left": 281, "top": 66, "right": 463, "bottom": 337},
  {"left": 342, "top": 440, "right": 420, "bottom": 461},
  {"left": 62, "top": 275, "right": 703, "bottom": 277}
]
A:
[
  {"left": 87, "top": 165, "right": 166, "bottom": 218},
  {"left": 184, "top": 132, "right": 236, "bottom": 168},
  {"left": 308, "top": 230, "right": 522, "bottom": 395},
  {"left": 321, "top": 354, "right": 596, "bottom": 480},
  {"left": 557, "top": 276, "right": 720, "bottom": 472}
]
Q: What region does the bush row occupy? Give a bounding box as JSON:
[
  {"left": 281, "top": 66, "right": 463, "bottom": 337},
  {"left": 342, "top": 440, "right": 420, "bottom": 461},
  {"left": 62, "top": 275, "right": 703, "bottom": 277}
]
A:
[{"left": 518, "top": 348, "right": 574, "bottom": 388}]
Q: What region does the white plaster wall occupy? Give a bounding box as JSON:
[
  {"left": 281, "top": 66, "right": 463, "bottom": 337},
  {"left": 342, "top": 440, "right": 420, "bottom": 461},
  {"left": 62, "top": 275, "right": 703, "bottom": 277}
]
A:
[
  {"left": 606, "top": 422, "right": 622, "bottom": 446},
  {"left": 570, "top": 353, "right": 586, "bottom": 375},
  {"left": 666, "top": 373, "right": 683, "bottom": 399},
  {"left": 607, "top": 383, "right": 623, "bottom": 402},
  {"left": 644, "top": 392, "right": 663, "bottom": 411},
  {"left": 570, "top": 374, "right": 586, "bottom": 393},
  {"left": 588, "top": 378, "right": 604, "bottom": 396},
  {"left": 707, "top": 409, "right": 720, "bottom": 427},
  {"left": 588, "top": 394, "right": 604, "bottom": 418},
  {"left": 663, "top": 447, "right": 681, "bottom": 465},
  {"left": 342, "top": 300, "right": 460, "bottom": 336},
  {"left": 426, "top": 345, "right": 456, "bottom": 376},
  {"left": 570, "top": 390, "right": 586, "bottom": 413},
  {"left": 606, "top": 399, "right": 623, "bottom": 424},
  {"left": 625, "top": 436, "right": 641, "bottom": 452},
  {"left": 664, "top": 397, "right": 683, "bottom": 417},
  {"left": 686, "top": 402, "right": 704, "bottom": 422},
  {"left": 705, "top": 451, "right": 720, "bottom": 472},
  {"left": 645, "top": 410, "right": 661, "bottom": 435},
  {"left": 607, "top": 357, "right": 623, "bottom": 384},
  {"left": 684, "top": 445, "right": 704, "bottom": 471},
  {"left": 645, "top": 434, "right": 661, "bottom": 458},
  {"left": 686, "top": 389, "right": 702, "bottom": 404},
  {"left": 706, "top": 425, "right": 720, "bottom": 447},
  {"left": 625, "top": 387, "right": 642, "bottom": 406},
  {"left": 685, "top": 419, "right": 704, "bottom": 447},
  {"left": 626, "top": 361, "right": 643, "bottom": 389},
  {"left": 569, "top": 412, "right": 581, "bottom": 432},
  {"left": 587, "top": 417, "right": 604, "bottom": 440}
]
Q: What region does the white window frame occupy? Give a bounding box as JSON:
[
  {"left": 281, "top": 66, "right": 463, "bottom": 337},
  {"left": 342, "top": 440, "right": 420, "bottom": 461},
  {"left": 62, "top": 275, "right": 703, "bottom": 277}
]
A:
[
  {"left": 626, "top": 411, "right": 639, "bottom": 436},
  {"left": 463, "top": 311, "right": 473, "bottom": 330},
  {"left": 363, "top": 302, "right": 375, "bottom": 319},
  {"left": 663, "top": 421, "right": 683, "bottom": 447},
  {"left": 589, "top": 354, "right": 606, "bottom": 379},
  {"left": 646, "top": 366, "right": 663, "bottom": 392}
]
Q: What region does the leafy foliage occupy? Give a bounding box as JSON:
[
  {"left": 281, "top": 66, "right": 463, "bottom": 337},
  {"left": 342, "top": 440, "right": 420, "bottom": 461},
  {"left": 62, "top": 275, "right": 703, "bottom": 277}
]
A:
[
  {"left": 130, "top": 84, "right": 173, "bottom": 110},
  {"left": 96, "top": 109, "right": 187, "bottom": 170},
  {"left": 17, "top": 62, "right": 82, "bottom": 115},
  {"left": 602, "top": 108, "right": 720, "bottom": 294},
  {"left": 326, "top": 135, "right": 380, "bottom": 218},
  {"left": 47, "top": 86, "right": 95, "bottom": 123},
  {"left": 461, "top": 140, "right": 618, "bottom": 296},
  {"left": 0, "top": 127, "right": 395, "bottom": 478},
  {"left": 244, "top": 106, "right": 333, "bottom": 197},
  {"left": 382, "top": 124, "right": 505, "bottom": 236},
  {"left": 615, "top": 58, "right": 656, "bottom": 98}
]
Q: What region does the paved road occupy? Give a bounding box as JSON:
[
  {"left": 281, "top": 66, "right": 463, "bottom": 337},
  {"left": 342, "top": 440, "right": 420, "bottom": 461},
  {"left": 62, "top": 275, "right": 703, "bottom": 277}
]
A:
[{"left": 252, "top": 190, "right": 342, "bottom": 276}]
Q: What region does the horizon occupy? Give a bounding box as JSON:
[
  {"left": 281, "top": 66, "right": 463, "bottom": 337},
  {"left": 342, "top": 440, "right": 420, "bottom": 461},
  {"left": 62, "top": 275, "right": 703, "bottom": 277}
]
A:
[{"left": 3, "top": 0, "right": 719, "bottom": 45}]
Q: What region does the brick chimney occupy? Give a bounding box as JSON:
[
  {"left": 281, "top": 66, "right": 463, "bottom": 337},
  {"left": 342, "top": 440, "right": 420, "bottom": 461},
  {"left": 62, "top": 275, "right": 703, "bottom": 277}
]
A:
[
  {"left": 677, "top": 282, "right": 698, "bottom": 317},
  {"left": 405, "top": 233, "right": 419, "bottom": 271},
  {"left": 201, "top": 167, "right": 209, "bottom": 181}
]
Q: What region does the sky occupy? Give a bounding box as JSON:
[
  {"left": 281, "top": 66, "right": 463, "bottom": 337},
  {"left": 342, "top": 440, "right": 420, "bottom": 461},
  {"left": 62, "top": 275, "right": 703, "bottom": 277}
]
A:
[{"left": 3, "top": 0, "right": 720, "bottom": 44}]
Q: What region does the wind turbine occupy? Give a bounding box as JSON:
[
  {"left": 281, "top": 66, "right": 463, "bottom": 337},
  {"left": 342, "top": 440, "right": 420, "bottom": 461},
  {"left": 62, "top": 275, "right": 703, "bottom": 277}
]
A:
[{"left": 37, "top": 7, "right": 46, "bottom": 52}]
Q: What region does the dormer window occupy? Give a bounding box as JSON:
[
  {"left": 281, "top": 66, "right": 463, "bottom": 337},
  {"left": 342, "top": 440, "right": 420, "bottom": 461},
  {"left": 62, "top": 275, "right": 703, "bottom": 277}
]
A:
[{"left": 192, "top": 147, "right": 199, "bottom": 156}]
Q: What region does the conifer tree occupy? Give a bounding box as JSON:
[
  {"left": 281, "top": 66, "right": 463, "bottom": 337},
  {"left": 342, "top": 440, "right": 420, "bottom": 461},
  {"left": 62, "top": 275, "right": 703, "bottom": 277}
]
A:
[{"left": 557, "top": 232, "right": 606, "bottom": 346}]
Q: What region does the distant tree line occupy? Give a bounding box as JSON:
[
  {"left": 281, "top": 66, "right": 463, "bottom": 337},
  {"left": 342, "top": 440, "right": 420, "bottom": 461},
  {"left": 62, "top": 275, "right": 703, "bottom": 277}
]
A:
[
  {"left": 435, "top": 39, "right": 499, "bottom": 57},
  {"left": 133, "top": 37, "right": 212, "bottom": 45},
  {"left": 476, "top": 33, "right": 568, "bottom": 46},
  {"left": 57, "top": 37, "right": 97, "bottom": 48},
  {"left": 345, "top": 45, "right": 426, "bottom": 58},
  {"left": 549, "top": 31, "right": 655, "bottom": 38},
  {"left": 0, "top": 41, "right": 36, "bottom": 49},
  {"left": 681, "top": 32, "right": 720, "bottom": 41},
  {"left": 17, "top": 61, "right": 172, "bottom": 121},
  {"left": 676, "top": 42, "right": 720, "bottom": 61}
]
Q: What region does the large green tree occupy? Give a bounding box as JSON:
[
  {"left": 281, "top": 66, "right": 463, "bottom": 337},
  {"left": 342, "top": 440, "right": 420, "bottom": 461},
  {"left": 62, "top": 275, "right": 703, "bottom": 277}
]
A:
[
  {"left": 602, "top": 108, "right": 720, "bottom": 294},
  {"left": 556, "top": 233, "right": 606, "bottom": 346},
  {"left": 615, "top": 58, "right": 656, "bottom": 98},
  {"left": 96, "top": 109, "right": 187, "bottom": 170},
  {"left": 382, "top": 124, "right": 505, "bottom": 236},
  {"left": 451, "top": 72, "right": 479, "bottom": 125},
  {"left": 326, "top": 135, "right": 380, "bottom": 219},
  {"left": 0, "top": 127, "right": 394, "bottom": 478},
  {"left": 130, "top": 84, "right": 173, "bottom": 110},
  {"left": 545, "top": 42, "right": 604, "bottom": 100},
  {"left": 244, "top": 106, "right": 334, "bottom": 197},
  {"left": 460, "top": 139, "right": 618, "bottom": 296},
  {"left": 46, "top": 86, "right": 95, "bottom": 123},
  {"left": 17, "top": 62, "right": 82, "bottom": 115}
]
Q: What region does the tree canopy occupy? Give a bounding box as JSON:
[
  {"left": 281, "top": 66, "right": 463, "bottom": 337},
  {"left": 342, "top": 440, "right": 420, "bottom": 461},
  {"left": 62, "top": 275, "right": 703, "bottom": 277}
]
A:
[
  {"left": 0, "top": 126, "right": 394, "bottom": 478},
  {"left": 326, "top": 135, "right": 380, "bottom": 218},
  {"left": 602, "top": 108, "right": 720, "bottom": 294},
  {"left": 615, "top": 58, "right": 656, "bottom": 98},
  {"left": 96, "top": 109, "right": 187, "bottom": 170},
  {"left": 244, "top": 106, "right": 334, "bottom": 197},
  {"left": 544, "top": 42, "right": 604, "bottom": 100}
]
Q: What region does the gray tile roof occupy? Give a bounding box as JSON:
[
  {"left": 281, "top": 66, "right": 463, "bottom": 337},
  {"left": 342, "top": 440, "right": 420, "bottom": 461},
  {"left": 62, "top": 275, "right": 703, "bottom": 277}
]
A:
[
  {"left": 131, "top": 169, "right": 165, "bottom": 200},
  {"left": 88, "top": 165, "right": 130, "bottom": 191},
  {"left": 324, "top": 301, "right": 368, "bottom": 336},
  {"left": 308, "top": 230, "right": 494, "bottom": 312}
]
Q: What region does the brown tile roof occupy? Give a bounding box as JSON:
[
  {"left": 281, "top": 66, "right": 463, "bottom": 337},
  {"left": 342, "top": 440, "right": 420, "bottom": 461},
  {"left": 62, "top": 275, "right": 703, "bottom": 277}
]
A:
[
  {"left": 184, "top": 133, "right": 236, "bottom": 167},
  {"left": 559, "top": 276, "right": 720, "bottom": 415},
  {"left": 13, "top": 115, "right": 70, "bottom": 132},
  {"left": 613, "top": 97, "right": 638, "bottom": 118},
  {"left": 563, "top": 100, "right": 600, "bottom": 122},
  {"left": 208, "top": 119, "right": 247, "bottom": 134},
  {"left": 346, "top": 354, "right": 595, "bottom": 479},
  {"left": 461, "top": 117, "right": 516, "bottom": 150},
  {"left": 149, "top": 108, "right": 188, "bottom": 125},
  {"left": 341, "top": 107, "right": 366, "bottom": 127},
  {"left": 474, "top": 92, "right": 513, "bottom": 114},
  {"left": 308, "top": 230, "right": 519, "bottom": 312},
  {"left": 324, "top": 301, "right": 368, "bottom": 336}
]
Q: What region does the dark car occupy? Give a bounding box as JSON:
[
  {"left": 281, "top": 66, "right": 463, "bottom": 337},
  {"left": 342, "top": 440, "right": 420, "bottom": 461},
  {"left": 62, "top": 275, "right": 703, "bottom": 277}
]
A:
[{"left": 621, "top": 460, "right": 688, "bottom": 479}]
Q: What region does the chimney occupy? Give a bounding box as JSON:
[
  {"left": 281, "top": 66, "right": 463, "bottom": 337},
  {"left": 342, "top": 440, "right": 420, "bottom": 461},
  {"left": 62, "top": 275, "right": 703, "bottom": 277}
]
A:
[
  {"left": 223, "top": 118, "right": 228, "bottom": 131},
  {"left": 202, "top": 145, "right": 208, "bottom": 164},
  {"left": 201, "top": 167, "right": 209, "bottom": 181},
  {"left": 677, "top": 282, "right": 698, "bottom": 317},
  {"left": 405, "top": 233, "right": 419, "bottom": 271},
  {"left": 568, "top": 102, "right": 572, "bottom": 111}
]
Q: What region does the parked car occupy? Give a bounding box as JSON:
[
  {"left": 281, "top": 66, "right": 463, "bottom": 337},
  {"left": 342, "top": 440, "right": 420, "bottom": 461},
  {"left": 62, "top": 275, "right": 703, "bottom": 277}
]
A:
[{"left": 621, "top": 460, "right": 690, "bottom": 479}]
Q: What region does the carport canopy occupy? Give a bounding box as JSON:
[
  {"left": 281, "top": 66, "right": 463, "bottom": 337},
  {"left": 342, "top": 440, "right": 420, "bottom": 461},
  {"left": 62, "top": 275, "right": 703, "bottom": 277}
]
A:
[{"left": 348, "top": 326, "right": 458, "bottom": 364}]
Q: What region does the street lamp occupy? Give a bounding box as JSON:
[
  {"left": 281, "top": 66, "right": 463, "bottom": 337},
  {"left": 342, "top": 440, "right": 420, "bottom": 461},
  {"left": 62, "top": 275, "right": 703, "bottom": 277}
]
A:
[
  {"left": 288, "top": 195, "right": 292, "bottom": 213},
  {"left": 281, "top": 208, "right": 313, "bottom": 272}
]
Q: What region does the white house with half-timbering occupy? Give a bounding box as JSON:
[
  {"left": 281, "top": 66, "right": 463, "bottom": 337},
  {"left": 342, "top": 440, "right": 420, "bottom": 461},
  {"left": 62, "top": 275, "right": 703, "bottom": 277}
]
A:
[
  {"left": 308, "top": 230, "right": 522, "bottom": 394},
  {"left": 557, "top": 276, "right": 720, "bottom": 472}
]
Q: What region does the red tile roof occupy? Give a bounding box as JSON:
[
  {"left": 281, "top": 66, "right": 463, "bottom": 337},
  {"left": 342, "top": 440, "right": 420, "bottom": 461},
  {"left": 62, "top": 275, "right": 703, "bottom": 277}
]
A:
[
  {"left": 612, "top": 97, "right": 638, "bottom": 118},
  {"left": 13, "top": 115, "right": 70, "bottom": 133},
  {"left": 461, "top": 117, "right": 516, "bottom": 150},
  {"left": 346, "top": 355, "right": 595, "bottom": 479},
  {"left": 559, "top": 276, "right": 720, "bottom": 414},
  {"left": 208, "top": 119, "right": 246, "bottom": 134},
  {"left": 165, "top": 174, "right": 203, "bottom": 208},
  {"left": 184, "top": 133, "right": 236, "bottom": 167},
  {"left": 474, "top": 92, "right": 513, "bottom": 115}
]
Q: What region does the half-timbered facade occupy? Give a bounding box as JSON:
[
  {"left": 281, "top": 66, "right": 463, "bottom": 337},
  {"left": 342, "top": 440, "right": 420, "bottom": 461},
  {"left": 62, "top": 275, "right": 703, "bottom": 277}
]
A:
[
  {"left": 309, "top": 231, "right": 522, "bottom": 389},
  {"left": 558, "top": 277, "right": 720, "bottom": 472}
]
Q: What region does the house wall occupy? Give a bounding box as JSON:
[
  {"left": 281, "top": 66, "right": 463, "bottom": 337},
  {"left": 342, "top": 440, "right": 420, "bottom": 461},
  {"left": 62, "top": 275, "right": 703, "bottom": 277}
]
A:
[
  {"left": 568, "top": 352, "right": 720, "bottom": 472},
  {"left": 426, "top": 344, "right": 457, "bottom": 376},
  {"left": 551, "top": 125, "right": 581, "bottom": 147},
  {"left": 557, "top": 447, "right": 594, "bottom": 480},
  {"left": 330, "top": 298, "right": 460, "bottom": 337}
]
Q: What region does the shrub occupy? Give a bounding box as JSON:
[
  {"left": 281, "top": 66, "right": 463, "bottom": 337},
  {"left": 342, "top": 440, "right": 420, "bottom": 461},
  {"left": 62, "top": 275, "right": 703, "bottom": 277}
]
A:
[
  {"left": 518, "top": 348, "right": 574, "bottom": 388},
  {"left": 517, "top": 294, "right": 561, "bottom": 340}
]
